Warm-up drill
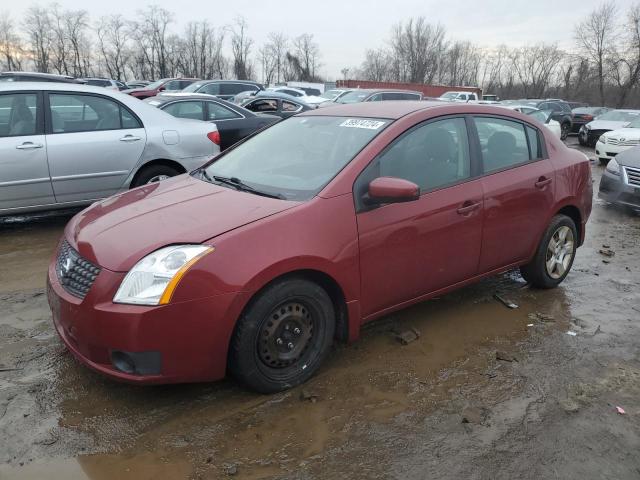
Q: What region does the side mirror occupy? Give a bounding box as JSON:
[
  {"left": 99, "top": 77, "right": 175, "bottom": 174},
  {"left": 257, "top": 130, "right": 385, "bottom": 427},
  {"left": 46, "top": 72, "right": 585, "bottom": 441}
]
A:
[{"left": 367, "top": 177, "right": 420, "bottom": 205}]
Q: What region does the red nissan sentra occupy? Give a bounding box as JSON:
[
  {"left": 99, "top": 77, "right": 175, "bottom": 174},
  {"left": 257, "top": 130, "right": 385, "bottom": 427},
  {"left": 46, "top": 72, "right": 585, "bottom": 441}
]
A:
[{"left": 47, "top": 102, "right": 592, "bottom": 393}]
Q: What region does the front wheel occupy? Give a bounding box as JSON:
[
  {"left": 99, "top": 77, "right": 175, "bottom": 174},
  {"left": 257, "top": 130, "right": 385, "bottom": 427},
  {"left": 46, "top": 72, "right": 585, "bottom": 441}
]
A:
[
  {"left": 228, "top": 278, "right": 335, "bottom": 393},
  {"left": 520, "top": 215, "right": 577, "bottom": 289},
  {"left": 560, "top": 123, "right": 571, "bottom": 141},
  {"left": 131, "top": 164, "right": 181, "bottom": 188}
]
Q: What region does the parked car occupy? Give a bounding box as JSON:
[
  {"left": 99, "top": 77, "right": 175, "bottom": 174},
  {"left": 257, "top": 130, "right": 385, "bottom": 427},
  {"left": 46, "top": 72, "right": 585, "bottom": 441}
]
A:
[
  {"left": 266, "top": 86, "right": 325, "bottom": 105},
  {"left": 500, "top": 105, "right": 562, "bottom": 138},
  {"left": 439, "top": 91, "right": 479, "bottom": 102},
  {"left": 82, "top": 78, "right": 127, "bottom": 91},
  {"left": 122, "top": 78, "right": 199, "bottom": 99},
  {"left": 595, "top": 117, "right": 640, "bottom": 164},
  {"left": 240, "top": 92, "right": 314, "bottom": 118},
  {"left": 598, "top": 146, "right": 640, "bottom": 210},
  {"left": 146, "top": 93, "right": 280, "bottom": 150},
  {"left": 568, "top": 101, "right": 589, "bottom": 109},
  {"left": 335, "top": 89, "right": 423, "bottom": 103},
  {"left": 126, "top": 81, "right": 151, "bottom": 89},
  {"left": 505, "top": 99, "right": 573, "bottom": 140},
  {"left": 0, "top": 71, "right": 83, "bottom": 83},
  {"left": 483, "top": 94, "right": 499, "bottom": 101},
  {"left": 182, "top": 80, "right": 264, "bottom": 101},
  {"left": 0, "top": 83, "right": 220, "bottom": 215},
  {"left": 578, "top": 109, "right": 640, "bottom": 147},
  {"left": 571, "top": 107, "right": 610, "bottom": 134},
  {"left": 47, "top": 101, "right": 592, "bottom": 393},
  {"left": 319, "top": 89, "right": 353, "bottom": 102}
]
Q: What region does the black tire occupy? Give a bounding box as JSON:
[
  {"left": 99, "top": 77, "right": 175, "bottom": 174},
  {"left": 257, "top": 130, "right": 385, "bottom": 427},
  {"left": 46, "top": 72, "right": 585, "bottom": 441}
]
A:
[
  {"left": 131, "top": 164, "right": 181, "bottom": 188},
  {"left": 520, "top": 214, "right": 578, "bottom": 289},
  {"left": 560, "top": 122, "right": 571, "bottom": 141},
  {"left": 578, "top": 135, "right": 586, "bottom": 146},
  {"left": 599, "top": 157, "right": 609, "bottom": 166},
  {"left": 228, "top": 277, "right": 335, "bottom": 393}
]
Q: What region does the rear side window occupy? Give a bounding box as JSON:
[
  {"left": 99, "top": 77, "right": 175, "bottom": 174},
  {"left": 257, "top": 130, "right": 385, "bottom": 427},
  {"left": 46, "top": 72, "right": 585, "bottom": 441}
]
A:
[
  {"left": 247, "top": 99, "right": 278, "bottom": 112},
  {"left": 49, "top": 93, "right": 141, "bottom": 133},
  {"left": 206, "top": 102, "right": 241, "bottom": 120},
  {"left": 163, "top": 101, "right": 205, "bottom": 120},
  {"left": 220, "top": 83, "right": 259, "bottom": 95},
  {"left": 199, "top": 83, "right": 220, "bottom": 95},
  {"left": 0, "top": 93, "right": 38, "bottom": 137},
  {"left": 526, "top": 126, "right": 543, "bottom": 159},
  {"left": 474, "top": 117, "right": 537, "bottom": 172},
  {"left": 374, "top": 117, "right": 471, "bottom": 192}
]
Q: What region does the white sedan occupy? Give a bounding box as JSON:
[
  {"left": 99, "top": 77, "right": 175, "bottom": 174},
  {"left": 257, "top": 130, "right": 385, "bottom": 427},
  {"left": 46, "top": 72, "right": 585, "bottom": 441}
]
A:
[
  {"left": 499, "top": 105, "right": 562, "bottom": 139},
  {"left": 595, "top": 122, "right": 640, "bottom": 165}
]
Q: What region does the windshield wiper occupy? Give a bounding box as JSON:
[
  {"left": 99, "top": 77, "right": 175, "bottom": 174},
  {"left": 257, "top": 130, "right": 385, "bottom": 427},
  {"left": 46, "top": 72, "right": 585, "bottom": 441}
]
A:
[{"left": 211, "top": 175, "right": 286, "bottom": 200}]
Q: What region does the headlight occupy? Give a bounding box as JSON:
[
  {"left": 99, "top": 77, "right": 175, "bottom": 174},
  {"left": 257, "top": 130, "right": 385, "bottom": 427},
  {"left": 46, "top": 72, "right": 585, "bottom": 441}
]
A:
[
  {"left": 606, "top": 158, "right": 621, "bottom": 175},
  {"left": 597, "top": 136, "right": 605, "bottom": 144},
  {"left": 113, "top": 245, "right": 213, "bottom": 305}
]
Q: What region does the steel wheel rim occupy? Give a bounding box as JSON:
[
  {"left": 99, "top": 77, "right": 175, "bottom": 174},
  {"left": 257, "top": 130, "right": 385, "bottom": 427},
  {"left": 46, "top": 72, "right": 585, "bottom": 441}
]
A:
[
  {"left": 258, "top": 302, "right": 314, "bottom": 369},
  {"left": 147, "top": 175, "right": 170, "bottom": 184},
  {"left": 545, "top": 226, "right": 575, "bottom": 279}
]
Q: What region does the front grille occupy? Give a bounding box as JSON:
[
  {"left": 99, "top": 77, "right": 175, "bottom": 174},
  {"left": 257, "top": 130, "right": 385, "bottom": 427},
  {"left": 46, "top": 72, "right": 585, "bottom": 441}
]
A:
[
  {"left": 55, "top": 241, "right": 101, "bottom": 299},
  {"left": 606, "top": 152, "right": 619, "bottom": 157},
  {"left": 607, "top": 137, "right": 640, "bottom": 146},
  {"left": 625, "top": 166, "right": 640, "bottom": 187}
]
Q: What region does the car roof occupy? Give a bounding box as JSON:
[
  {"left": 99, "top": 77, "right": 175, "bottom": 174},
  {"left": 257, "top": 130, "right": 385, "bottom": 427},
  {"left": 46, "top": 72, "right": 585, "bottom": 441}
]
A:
[
  {"left": 194, "top": 79, "right": 261, "bottom": 85},
  {"left": 344, "top": 88, "right": 422, "bottom": 94},
  {"left": 253, "top": 91, "right": 308, "bottom": 102},
  {"left": 0, "top": 82, "right": 125, "bottom": 93}
]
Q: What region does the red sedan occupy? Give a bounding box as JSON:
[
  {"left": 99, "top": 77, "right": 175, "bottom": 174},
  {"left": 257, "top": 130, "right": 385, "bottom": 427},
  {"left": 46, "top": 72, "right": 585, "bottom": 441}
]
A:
[{"left": 47, "top": 101, "right": 592, "bottom": 393}]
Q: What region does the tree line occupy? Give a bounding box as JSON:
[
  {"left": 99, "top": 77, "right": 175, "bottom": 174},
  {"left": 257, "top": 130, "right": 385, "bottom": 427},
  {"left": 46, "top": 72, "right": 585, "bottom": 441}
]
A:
[
  {"left": 0, "top": 5, "right": 323, "bottom": 84},
  {"left": 1, "top": 2, "right": 640, "bottom": 107}
]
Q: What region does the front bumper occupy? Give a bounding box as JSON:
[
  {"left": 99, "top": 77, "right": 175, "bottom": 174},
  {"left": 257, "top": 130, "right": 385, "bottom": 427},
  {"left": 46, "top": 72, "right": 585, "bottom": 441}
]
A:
[
  {"left": 47, "top": 260, "right": 247, "bottom": 384},
  {"left": 598, "top": 169, "right": 640, "bottom": 209},
  {"left": 595, "top": 140, "right": 632, "bottom": 161}
]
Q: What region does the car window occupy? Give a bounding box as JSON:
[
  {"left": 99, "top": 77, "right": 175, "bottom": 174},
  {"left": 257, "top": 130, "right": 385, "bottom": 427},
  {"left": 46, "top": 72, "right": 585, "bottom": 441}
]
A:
[
  {"left": 474, "top": 117, "right": 534, "bottom": 172},
  {"left": 281, "top": 89, "right": 302, "bottom": 97},
  {"left": 367, "top": 93, "right": 383, "bottom": 102},
  {"left": 246, "top": 99, "right": 278, "bottom": 112},
  {"left": 374, "top": 117, "right": 471, "bottom": 192},
  {"left": 163, "top": 80, "right": 182, "bottom": 91},
  {"left": 87, "top": 79, "right": 110, "bottom": 87},
  {"left": 163, "top": 101, "right": 205, "bottom": 121},
  {"left": 0, "top": 93, "right": 38, "bottom": 137},
  {"left": 49, "top": 93, "right": 139, "bottom": 133},
  {"left": 559, "top": 102, "right": 572, "bottom": 113},
  {"left": 526, "top": 126, "right": 543, "bottom": 159},
  {"left": 178, "top": 80, "right": 194, "bottom": 89},
  {"left": 199, "top": 83, "right": 220, "bottom": 95},
  {"left": 221, "top": 83, "right": 258, "bottom": 95},
  {"left": 206, "top": 102, "right": 241, "bottom": 120},
  {"left": 282, "top": 101, "right": 301, "bottom": 112}
]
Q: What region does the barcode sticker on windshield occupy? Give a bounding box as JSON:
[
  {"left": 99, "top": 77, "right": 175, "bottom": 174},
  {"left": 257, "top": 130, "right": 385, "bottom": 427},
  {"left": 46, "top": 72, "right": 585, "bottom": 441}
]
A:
[{"left": 339, "top": 119, "right": 386, "bottom": 130}]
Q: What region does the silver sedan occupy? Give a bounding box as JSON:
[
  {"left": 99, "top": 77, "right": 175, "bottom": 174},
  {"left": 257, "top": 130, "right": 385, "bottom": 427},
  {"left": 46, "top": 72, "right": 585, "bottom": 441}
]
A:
[{"left": 0, "top": 82, "right": 220, "bottom": 215}]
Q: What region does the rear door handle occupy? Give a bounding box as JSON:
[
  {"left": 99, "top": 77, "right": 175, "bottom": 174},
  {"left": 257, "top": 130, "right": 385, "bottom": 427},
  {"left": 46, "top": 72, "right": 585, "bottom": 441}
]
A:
[
  {"left": 535, "top": 177, "right": 552, "bottom": 189},
  {"left": 16, "top": 142, "right": 43, "bottom": 150},
  {"left": 120, "top": 135, "right": 141, "bottom": 142},
  {"left": 457, "top": 201, "right": 481, "bottom": 215}
]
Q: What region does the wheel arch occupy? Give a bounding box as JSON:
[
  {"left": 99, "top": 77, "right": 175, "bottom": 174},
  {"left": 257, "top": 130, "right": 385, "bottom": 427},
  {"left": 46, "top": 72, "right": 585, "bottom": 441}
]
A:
[
  {"left": 555, "top": 204, "right": 583, "bottom": 245},
  {"left": 129, "top": 159, "right": 187, "bottom": 187}
]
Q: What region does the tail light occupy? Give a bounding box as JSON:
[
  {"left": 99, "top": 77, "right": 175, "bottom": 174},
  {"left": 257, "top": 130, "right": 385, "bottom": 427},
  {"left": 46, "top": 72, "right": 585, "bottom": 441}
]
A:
[
  {"left": 583, "top": 114, "right": 593, "bottom": 121},
  {"left": 207, "top": 131, "right": 220, "bottom": 146}
]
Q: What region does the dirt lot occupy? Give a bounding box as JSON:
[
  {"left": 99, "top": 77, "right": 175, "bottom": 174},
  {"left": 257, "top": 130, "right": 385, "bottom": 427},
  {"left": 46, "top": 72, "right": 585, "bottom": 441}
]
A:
[{"left": 1, "top": 140, "right": 639, "bottom": 479}]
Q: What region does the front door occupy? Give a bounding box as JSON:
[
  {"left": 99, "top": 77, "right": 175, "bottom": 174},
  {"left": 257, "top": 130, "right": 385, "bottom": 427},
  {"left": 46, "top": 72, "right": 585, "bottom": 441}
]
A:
[
  {"left": 355, "top": 117, "right": 484, "bottom": 318},
  {"left": 0, "top": 91, "right": 55, "bottom": 211},
  {"left": 472, "top": 115, "right": 556, "bottom": 272},
  {"left": 45, "top": 92, "right": 146, "bottom": 204}
]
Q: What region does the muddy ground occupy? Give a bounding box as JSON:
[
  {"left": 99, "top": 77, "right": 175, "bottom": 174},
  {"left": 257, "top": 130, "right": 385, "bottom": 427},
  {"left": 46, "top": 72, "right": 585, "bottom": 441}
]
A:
[{"left": 1, "top": 139, "right": 639, "bottom": 479}]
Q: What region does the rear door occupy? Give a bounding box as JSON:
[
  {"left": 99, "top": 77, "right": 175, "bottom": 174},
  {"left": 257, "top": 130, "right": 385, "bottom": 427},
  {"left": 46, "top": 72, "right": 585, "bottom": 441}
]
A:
[
  {"left": 0, "top": 91, "right": 55, "bottom": 211},
  {"left": 472, "top": 115, "right": 555, "bottom": 272},
  {"left": 204, "top": 100, "right": 245, "bottom": 150},
  {"left": 45, "top": 92, "right": 147, "bottom": 203}
]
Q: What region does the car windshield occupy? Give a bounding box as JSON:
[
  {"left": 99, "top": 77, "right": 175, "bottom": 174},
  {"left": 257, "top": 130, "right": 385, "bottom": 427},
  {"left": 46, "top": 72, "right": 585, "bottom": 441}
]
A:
[
  {"left": 321, "top": 90, "right": 342, "bottom": 100},
  {"left": 440, "top": 92, "right": 458, "bottom": 99},
  {"left": 573, "top": 107, "right": 600, "bottom": 115},
  {"left": 182, "top": 82, "right": 206, "bottom": 93},
  {"left": 528, "top": 109, "right": 551, "bottom": 123},
  {"left": 624, "top": 117, "right": 640, "bottom": 128},
  {"left": 145, "top": 79, "right": 169, "bottom": 90},
  {"left": 335, "top": 91, "right": 372, "bottom": 103},
  {"left": 597, "top": 110, "right": 640, "bottom": 122},
  {"left": 200, "top": 116, "right": 389, "bottom": 200}
]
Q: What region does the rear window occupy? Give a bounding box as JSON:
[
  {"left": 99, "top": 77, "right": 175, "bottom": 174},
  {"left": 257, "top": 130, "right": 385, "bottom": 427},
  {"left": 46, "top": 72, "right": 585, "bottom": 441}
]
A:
[{"left": 336, "top": 91, "right": 373, "bottom": 104}]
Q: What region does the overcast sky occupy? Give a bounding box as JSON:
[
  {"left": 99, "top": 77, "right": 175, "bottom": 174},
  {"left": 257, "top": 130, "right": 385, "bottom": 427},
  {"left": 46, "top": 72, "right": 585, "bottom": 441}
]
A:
[{"left": 4, "top": 0, "right": 638, "bottom": 80}]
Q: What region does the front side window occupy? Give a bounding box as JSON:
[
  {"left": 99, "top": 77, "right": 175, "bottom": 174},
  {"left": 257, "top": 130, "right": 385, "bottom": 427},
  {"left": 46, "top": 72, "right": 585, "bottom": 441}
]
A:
[
  {"left": 206, "top": 102, "right": 241, "bottom": 121},
  {"left": 0, "top": 93, "right": 37, "bottom": 137},
  {"left": 374, "top": 117, "right": 471, "bottom": 192},
  {"left": 201, "top": 116, "right": 389, "bottom": 200},
  {"left": 474, "top": 117, "right": 534, "bottom": 172},
  {"left": 282, "top": 101, "right": 301, "bottom": 112},
  {"left": 49, "top": 93, "right": 140, "bottom": 133},
  {"left": 163, "top": 101, "right": 204, "bottom": 121}
]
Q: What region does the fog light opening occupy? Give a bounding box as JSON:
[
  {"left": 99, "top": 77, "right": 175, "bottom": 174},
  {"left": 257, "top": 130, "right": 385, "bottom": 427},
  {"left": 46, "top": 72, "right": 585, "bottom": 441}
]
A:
[{"left": 111, "top": 351, "right": 136, "bottom": 374}]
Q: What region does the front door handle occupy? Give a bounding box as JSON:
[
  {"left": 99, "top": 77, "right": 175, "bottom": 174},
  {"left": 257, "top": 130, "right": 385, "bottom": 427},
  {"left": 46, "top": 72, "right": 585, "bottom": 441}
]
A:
[
  {"left": 16, "top": 142, "right": 43, "bottom": 150},
  {"left": 457, "top": 201, "right": 481, "bottom": 215},
  {"left": 119, "top": 135, "right": 141, "bottom": 142},
  {"left": 535, "top": 177, "right": 552, "bottom": 189}
]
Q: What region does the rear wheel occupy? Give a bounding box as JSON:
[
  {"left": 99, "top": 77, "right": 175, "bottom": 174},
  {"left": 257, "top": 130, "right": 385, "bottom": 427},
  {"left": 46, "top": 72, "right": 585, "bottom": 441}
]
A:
[
  {"left": 228, "top": 278, "right": 335, "bottom": 393},
  {"left": 560, "top": 122, "right": 571, "bottom": 141},
  {"left": 520, "top": 215, "right": 577, "bottom": 289},
  {"left": 131, "top": 164, "right": 181, "bottom": 187}
]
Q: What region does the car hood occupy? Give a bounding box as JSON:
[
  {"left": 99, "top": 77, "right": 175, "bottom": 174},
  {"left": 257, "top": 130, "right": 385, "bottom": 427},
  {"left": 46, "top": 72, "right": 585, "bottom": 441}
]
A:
[
  {"left": 615, "top": 146, "right": 640, "bottom": 168},
  {"left": 586, "top": 120, "right": 630, "bottom": 131},
  {"left": 602, "top": 127, "right": 640, "bottom": 140},
  {"left": 65, "top": 174, "right": 300, "bottom": 272}
]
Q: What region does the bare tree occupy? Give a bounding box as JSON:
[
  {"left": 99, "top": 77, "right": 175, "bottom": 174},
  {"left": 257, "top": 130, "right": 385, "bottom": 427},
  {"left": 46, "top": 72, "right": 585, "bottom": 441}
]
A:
[
  {"left": 23, "top": 6, "right": 53, "bottom": 72},
  {"left": 96, "top": 14, "right": 130, "bottom": 80},
  {"left": 286, "top": 33, "right": 321, "bottom": 81},
  {"left": 260, "top": 32, "right": 288, "bottom": 84},
  {"left": 230, "top": 16, "right": 253, "bottom": 80},
  {"left": 389, "top": 18, "right": 446, "bottom": 83},
  {"left": 509, "top": 44, "right": 564, "bottom": 98},
  {"left": 576, "top": 2, "right": 618, "bottom": 106},
  {"left": 360, "top": 48, "right": 392, "bottom": 81},
  {"left": 65, "top": 9, "right": 91, "bottom": 77},
  {"left": 0, "top": 14, "right": 24, "bottom": 71},
  {"left": 441, "top": 41, "right": 482, "bottom": 86}
]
